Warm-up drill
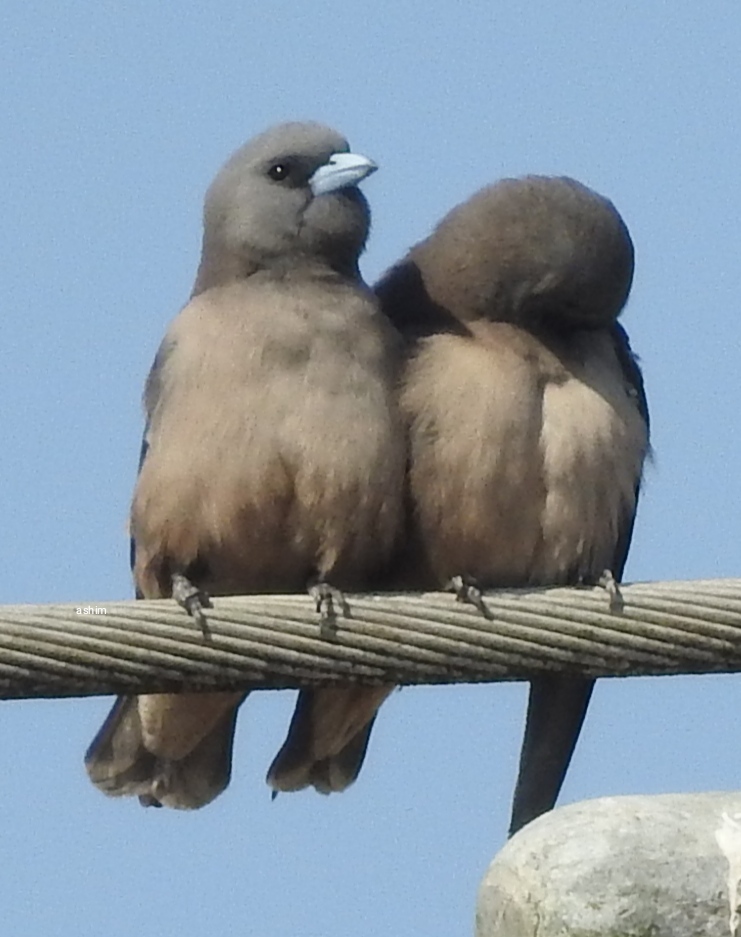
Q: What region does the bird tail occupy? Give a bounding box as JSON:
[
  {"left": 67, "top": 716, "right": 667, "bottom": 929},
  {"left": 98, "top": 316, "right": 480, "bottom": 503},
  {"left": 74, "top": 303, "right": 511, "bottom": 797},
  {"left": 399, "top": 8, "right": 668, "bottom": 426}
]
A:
[
  {"left": 267, "top": 686, "right": 394, "bottom": 794},
  {"left": 508, "top": 675, "right": 594, "bottom": 835},
  {"left": 84, "top": 693, "right": 244, "bottom": 809}
]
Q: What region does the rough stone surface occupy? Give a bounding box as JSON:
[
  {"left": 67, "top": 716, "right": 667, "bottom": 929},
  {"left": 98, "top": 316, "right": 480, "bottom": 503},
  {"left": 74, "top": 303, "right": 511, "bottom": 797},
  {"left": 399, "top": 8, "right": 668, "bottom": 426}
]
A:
[{"left": 476, "top": 792, "right": 741, "bottom": 937}]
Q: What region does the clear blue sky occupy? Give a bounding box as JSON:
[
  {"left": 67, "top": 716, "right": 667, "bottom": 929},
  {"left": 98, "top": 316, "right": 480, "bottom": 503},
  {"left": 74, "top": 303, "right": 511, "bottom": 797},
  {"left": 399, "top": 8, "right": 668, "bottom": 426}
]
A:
[{"left": 2, "top": 1, "right": 740, "bottom": 934}]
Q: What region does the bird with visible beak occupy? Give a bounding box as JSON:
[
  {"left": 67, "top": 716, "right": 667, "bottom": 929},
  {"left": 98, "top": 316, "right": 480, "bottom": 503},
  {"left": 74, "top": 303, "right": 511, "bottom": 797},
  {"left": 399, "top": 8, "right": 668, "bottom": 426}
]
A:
[{"left": 85, "top": 121, "right": 404, "bottom": 809}]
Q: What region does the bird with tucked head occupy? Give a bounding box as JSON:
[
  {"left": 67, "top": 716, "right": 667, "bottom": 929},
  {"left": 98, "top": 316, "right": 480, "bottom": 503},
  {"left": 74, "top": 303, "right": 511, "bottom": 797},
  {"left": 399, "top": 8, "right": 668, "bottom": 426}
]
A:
[{"left": 375, "top": 175, "right": 649, "bottom": 835}]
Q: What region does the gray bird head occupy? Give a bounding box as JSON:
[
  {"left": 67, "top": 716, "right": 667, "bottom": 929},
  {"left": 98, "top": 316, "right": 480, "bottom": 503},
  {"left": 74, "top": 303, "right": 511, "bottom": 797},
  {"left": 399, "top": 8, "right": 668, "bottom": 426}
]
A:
[
  {"left": 377, "top": 176, "right": 634, "bottom": 332},
  {"left": 193, "top": 122, "right": 377, "bottom": 294}
]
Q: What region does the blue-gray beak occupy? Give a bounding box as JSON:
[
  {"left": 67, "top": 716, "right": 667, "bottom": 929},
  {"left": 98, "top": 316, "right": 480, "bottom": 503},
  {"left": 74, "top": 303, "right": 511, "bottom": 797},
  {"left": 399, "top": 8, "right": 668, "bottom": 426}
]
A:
[{"left": 309, "top": 152, "right": 378, "bottom": 196}]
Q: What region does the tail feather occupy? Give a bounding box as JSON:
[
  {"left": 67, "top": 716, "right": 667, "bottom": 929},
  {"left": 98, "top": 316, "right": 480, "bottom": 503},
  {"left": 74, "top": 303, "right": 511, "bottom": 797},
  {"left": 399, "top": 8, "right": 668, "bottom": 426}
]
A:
[
  {"left": 305, "top": 716, "right": 379, "bottom": 795},
  {"left": 85, "top": 693, "right": 245, "bottom": 810},
  {"left": 267, "top": 686, "right": 393, "bottom": 793},
  {"left": 508, "top": 675, "right": 594, "bottom": 836},
  {"left": 85, "top": 696, "right": 157, "bottom": 797}
]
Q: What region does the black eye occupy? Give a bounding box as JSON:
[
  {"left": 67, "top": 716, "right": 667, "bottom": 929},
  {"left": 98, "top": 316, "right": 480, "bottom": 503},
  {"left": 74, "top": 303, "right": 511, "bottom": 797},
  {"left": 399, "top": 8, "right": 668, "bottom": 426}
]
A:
[{"left": 268, "top": 163, "right": 290, "bottom": 182}]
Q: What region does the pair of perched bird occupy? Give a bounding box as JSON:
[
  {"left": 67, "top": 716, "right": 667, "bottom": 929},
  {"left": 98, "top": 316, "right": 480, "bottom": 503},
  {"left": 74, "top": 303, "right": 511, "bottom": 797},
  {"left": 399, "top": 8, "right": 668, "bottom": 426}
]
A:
[{"left": 84, "top": 121, "right": 649, "bottom": 836}]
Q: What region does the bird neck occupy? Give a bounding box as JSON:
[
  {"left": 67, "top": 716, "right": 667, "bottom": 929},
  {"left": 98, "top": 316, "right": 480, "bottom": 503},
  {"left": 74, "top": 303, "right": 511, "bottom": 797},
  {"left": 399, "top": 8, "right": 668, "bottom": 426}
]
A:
[{"left": 191, "top": 250, "right": 362, "bottom": 299}]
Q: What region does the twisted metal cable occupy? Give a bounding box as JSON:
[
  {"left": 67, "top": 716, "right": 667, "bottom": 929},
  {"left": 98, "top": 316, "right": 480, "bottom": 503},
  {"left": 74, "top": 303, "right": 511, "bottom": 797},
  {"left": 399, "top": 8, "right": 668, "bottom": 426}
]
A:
[{"left": 2, "top": 579, "right": 741, "bottom": 700}]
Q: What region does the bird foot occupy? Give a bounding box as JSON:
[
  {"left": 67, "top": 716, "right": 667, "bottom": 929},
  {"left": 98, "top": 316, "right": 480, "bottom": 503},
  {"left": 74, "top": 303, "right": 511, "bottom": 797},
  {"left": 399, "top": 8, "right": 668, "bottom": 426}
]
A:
[
  {"left": 597, "top": 569, "right": 624, "bottom": 613},
  {"left": 171, "top": 572, "right": 213, "bottom": 637},
  {"left": 447, "top": 574, "right": 493, "bottom": 619},
  {"left": 308, "top": 581, "right": 350, "bottom": 636}
]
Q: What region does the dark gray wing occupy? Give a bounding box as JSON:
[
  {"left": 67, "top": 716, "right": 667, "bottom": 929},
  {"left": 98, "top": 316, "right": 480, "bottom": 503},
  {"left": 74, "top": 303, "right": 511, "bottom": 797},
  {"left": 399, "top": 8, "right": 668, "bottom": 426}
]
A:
[
  {"left": 610, "top": 321, "right": 650, "bottom": 580},
  {"left": 129, "top": 338, "right": 174, "bottom": 593}
]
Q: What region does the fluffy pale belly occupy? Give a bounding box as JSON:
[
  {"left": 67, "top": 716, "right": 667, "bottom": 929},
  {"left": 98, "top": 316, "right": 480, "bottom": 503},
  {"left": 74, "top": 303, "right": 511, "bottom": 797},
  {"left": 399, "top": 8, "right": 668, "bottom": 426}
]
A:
[
  {"left": 403, "top": 325, "right": 647, "bottom": 587},
  {"left": 131, "top": 387, "right": 403, "bottom": 597}
]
